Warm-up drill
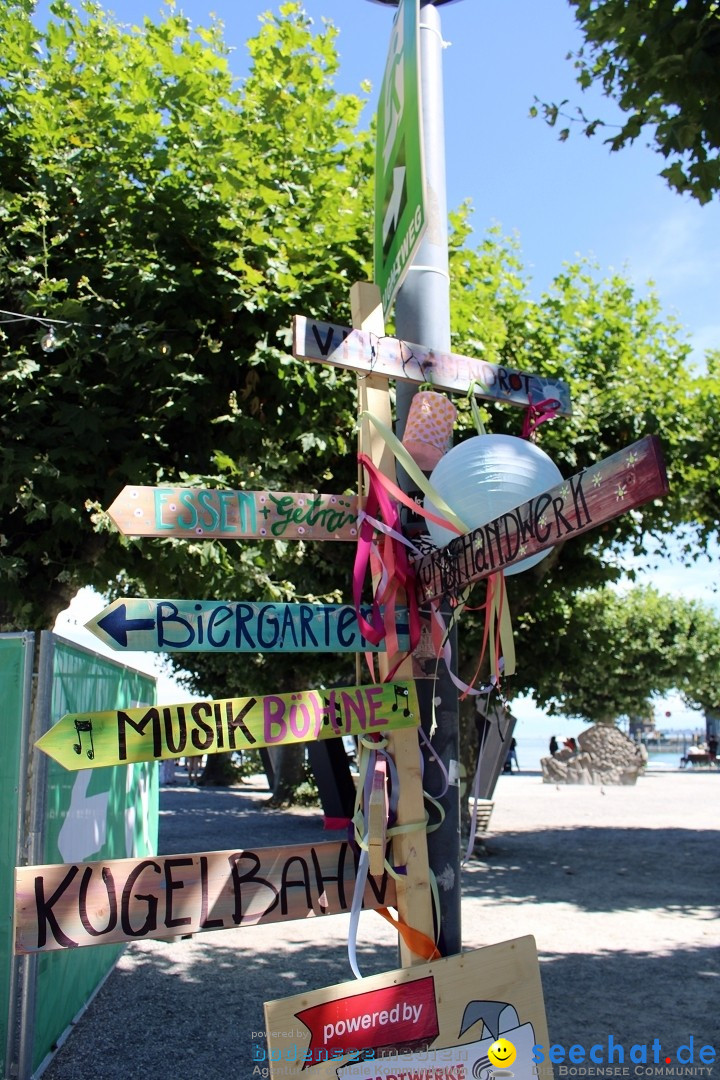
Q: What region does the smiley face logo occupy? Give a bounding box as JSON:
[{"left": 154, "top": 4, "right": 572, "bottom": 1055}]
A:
[{"left": 487, "top": 1038, "right": 517, "bottom": 1068}]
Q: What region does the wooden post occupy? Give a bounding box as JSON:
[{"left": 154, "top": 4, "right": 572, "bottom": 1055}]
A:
[{"left": 351, "top": 281, "right": 435, "bottom": 966}]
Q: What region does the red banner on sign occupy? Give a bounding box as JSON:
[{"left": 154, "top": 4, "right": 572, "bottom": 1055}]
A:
[{"left": 295, "top": 976, "right": 438, "bottom": 1066}]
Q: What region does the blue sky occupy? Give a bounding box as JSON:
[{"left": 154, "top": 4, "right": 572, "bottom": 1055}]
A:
[{"left": 46, "top": 0, "right": 717, "bottom": 734}]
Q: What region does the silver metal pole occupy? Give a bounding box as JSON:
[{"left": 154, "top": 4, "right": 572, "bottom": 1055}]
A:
[
  {"left": 394, "top": 0, "right": 462, "bottom": 956},
  {"left": 17, "top": 631, "right": 54, "bottom": 1080},
  {"left": 4, "top": 633, "right": 35, "bottom": 1080}
]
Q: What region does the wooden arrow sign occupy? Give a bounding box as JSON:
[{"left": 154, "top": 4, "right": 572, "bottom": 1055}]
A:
[
  {"left": 35, "top": 681, "right": 419, "bottom": 771},
  {"left": 15, "top": 840, "right": 397, "bottom": 954},
  {"left": 106, "top": 486, "right": 361, "bottom": 541},
  {"left": 86, "top": 599, "right": 410, "bottom": 655},
  {"left": 293, "top": 315, "right": 572, "bottom": 416},
  {"left": 412, "top": 435, "right": 668, "bottom": 603}
]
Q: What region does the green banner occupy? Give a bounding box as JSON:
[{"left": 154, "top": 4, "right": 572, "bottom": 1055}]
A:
[
  {"left": 374, "top": 0, "right": 426, "bottom": 312},
  {"left": 30, "top": 639, "right": 158, "bottom": 1075}
]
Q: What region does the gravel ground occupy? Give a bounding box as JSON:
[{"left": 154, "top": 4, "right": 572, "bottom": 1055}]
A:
[{"left": 37, "top": 767, "right": 720, "bottom": 1080}]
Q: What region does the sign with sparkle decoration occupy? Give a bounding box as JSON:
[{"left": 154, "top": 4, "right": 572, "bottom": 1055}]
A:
[
  {"left": 35, "top": 682, "right": 419, "bottom": 771},
  {"left": 412, "top": 436, "right": 668, "bottom": 603},
  {"left": 106, "top": 486, "right": 361, "bottom": 541}
]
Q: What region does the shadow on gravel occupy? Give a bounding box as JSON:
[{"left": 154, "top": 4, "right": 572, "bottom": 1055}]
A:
[
  {"left": 40, "top": 934, "right": 719, "bottom": 1080},
  {"left": 41, "top": 934, "right": 398, "bottom": 1080},
  {"left": 462, "top": 826, "right": 719, "bottom": 916},
  {"left": 158, "top": 783, "right": 343, "bottom": 854},
  {"left": 538, "top": 945, "right": 720, "bottom": 1053}
]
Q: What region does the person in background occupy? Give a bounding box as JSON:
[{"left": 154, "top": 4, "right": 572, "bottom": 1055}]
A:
[
  {"left": 549, "top": 735, "right": 559, "bottom": 756},
  {"left": 564, "top": 736, "right": 578, "bottom": 753},
  {"left": 187, "top": 754, "right": 203, "bottom": 785},
  {"left": 504, "top": 736, "right": 519, "bottom": 773}
]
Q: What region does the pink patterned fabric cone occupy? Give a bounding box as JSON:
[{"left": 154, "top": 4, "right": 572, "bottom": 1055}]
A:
[{"left": 402, "top": 391, "right": 457, "bottom": 470}]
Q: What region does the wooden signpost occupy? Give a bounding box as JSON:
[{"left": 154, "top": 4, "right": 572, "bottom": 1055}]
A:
[
  {"left": 14, "top": 840, "right": 396, "bottom": 954},
  {"left": 35, "top": 681, "right": 419, "bottom": 771},
  {"left": 413, "top": 435, "right": 669, "bottom": 604},
  {"left": 86, "top": 599, "right": 410, "bottom": 654},
  {"left": 106, "top": 486, "right": 361, "bottom": 541},
  {"left": 350, "top": 281, "right": 436, "bottom": 967},
  {"left": 293, "top": 315, "right": 573, "bottom": 416},
  {"left": 263, "top": 936, "right": 551, "bottom": 1079}
]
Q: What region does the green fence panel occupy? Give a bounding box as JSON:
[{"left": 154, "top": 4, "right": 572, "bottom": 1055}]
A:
[
  {"left": 31, "top": 638, "right": 158, "bottom": 1074},
  {"left": 0, "top": 634, "right": 33, "bottom": 1068}
]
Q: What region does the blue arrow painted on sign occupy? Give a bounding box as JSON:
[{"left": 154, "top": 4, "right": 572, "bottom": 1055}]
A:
[
  {"left": 97, "top": 604, "right": 155, "bottom": 648},
  {"left": 89, "top": 599, "right": 412, "bottom": 653}
]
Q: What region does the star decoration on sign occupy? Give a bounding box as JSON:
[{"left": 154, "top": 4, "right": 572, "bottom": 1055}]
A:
[
  {"left": 560, "top": 484, "right": 569, "bottom": 500},
  {"left": 592, "top": 472, "right": 603, "bottom": 488},
  {"left": 626, "top": 451, "right": 639, "bottom": 467},
  {"left": 616, "top": 484, "right": 627, "bottom": 501}
]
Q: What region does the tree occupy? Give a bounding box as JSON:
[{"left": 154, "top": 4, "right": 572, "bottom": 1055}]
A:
[
  {"left": 3, "top": 1, "right": 718, "bottom": 800},
  {"left": 532, "top": 0, "right": 720, "bottom": 203},
  {"left": 445, "top": 208, "right": 719, "bottom": 723},
  {"left": 0, "top": 0, "right": 373, "bottom": 634},
  {"left": 511, "top": 585, "right": 720, "bottom": 725}
]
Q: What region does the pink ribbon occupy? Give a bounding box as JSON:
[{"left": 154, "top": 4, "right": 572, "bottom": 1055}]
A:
[
  {"left": 353, "top": 454, "right": 423, "bottom": 679},
  {"left": 522, "top": 397, "right": 560, "bottom": 440}
]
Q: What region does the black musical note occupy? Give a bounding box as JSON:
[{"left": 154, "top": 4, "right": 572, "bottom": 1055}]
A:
[
  {"left": 323, "top": 693, "right": 341, "bottom": 730},
  {"left": 391, "top": 685, "right": 411, "bottom": 717},
  {"left": 73, "top": 718, "right": 95, "bottom": 760}
]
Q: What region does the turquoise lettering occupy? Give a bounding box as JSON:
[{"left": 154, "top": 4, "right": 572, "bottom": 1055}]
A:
[
  {"left": 176, "top": 490, "right": 198, "bottom": 530},
  {"left": 196, "top": 489, "right": 220, "bottom": 531},
  {"left": 154, "top": 489, "right": 174, "bottom": 531}
]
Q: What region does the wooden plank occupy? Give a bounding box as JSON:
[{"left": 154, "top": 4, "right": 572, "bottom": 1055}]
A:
[
  {"left": 35, "top": 681, "right": 420, "bottom": 772},
  {"left": 106, "top": 486, "right": 361, "bottom": 541},
  {"left": 294, "top": 314, "right": 572, "bottom": 415},
  {"left": 350, "top": 281, "right": 435, "bottom": 968},
  {"left": 413, "top": 435, "right": 669, "bottom": 603},
  {"left": 263, "top": 937, "right": 552, "bottom": 1079},
  {"left": 14, "top": 841, "right": 396, "bottom": 954},
  {"left": 85, "top": 599, "right": 410, "bottom": 654}
]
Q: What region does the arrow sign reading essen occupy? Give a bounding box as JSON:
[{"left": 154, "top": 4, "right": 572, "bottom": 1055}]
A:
[
  {"left": 86, "top": 600, "right": 411, "bottom": 655},
  {"left": 293, "top": 316, "right": 572, "bottom": 416},
  {"left": 412, "top": 435, "right": 669, "bottom": 603},
  {"left": 15, "top": 840, "right": 396, "bottom": 954},
  {"left": 106, "top": 487, "right": 361, "bottom": 541},
  {"left": 35, "top": 681, "right": 419, "bottom": 771}
]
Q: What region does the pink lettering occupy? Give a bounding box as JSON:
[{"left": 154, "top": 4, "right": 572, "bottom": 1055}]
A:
[{"left": 263, "top": 697, "right": 287, "bottom": 743}]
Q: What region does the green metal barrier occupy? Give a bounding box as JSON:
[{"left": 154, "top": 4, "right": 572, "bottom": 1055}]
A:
[{"left": 17, "top": 633, "right": 159, "bottom": 1077}]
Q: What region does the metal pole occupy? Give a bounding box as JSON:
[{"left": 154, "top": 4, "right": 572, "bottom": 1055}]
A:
[
  {"left": 4, "top": 632, "right": 35, "bottom": 1080},
  {"left": 394, "top": 0, "right": 461, "bottom": 956},
  {"left": 17, "top": 631, "right": 54, "bottom": 1080}
]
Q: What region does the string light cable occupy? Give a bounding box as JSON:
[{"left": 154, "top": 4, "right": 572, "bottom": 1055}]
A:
[{"left": 0, "top": 307, "right": 175, "bottom": 356}]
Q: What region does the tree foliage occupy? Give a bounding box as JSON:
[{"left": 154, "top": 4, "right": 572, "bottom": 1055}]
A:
[
  {"left": 446, "top": 207, "right": 719, "bottom": 708},
  {"left": 1, "top": 0, "right": 717, "bottom": 741},
  {"left": 0, "top": 0, "right": 372, "bottom": 640},
  {"left": 532, "top": 0, "right": 720, "bottom": 203},
  {"left": 513, "top": 585, "right": 720, "bottom": 725}
]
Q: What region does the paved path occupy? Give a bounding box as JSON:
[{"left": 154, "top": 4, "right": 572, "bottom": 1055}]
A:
[{"left": 38, "top": 768, "right": 720, "bottom": 1079}]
